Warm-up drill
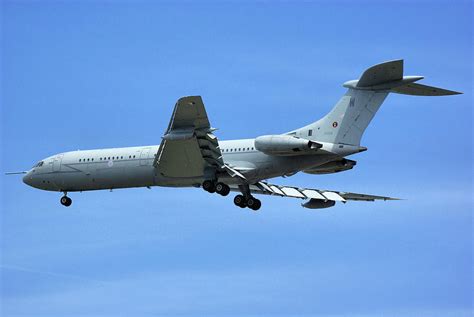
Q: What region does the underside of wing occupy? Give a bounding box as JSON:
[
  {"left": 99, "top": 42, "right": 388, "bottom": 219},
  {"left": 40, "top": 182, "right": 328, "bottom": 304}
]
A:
[
  {"left": 228, "top": 181, "right": 399, "bottom": 209},
  {"left": 154, "top": 96, "right": 224, "bottom": 178}
]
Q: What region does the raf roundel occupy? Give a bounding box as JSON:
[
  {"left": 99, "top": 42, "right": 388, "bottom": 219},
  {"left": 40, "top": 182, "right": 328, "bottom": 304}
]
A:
[{"left": 332, "top": 121, "right": 338, "bottom": 128}]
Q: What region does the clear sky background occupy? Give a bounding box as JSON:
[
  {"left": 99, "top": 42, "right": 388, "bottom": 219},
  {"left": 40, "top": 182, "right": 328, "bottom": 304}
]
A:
[{"left": 1, "top": 1, "right": 472, "bottom": 316}]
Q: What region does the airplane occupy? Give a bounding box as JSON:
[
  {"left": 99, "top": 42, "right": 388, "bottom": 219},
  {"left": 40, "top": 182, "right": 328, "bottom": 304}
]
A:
[{"left": 8, "top": 60, "right": 461, "bottom": 210}]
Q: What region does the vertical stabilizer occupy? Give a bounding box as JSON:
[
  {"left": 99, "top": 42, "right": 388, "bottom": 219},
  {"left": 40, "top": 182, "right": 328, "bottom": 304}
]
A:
[{"left": 291, "top": 60, "right": 461, "bottom": 147}]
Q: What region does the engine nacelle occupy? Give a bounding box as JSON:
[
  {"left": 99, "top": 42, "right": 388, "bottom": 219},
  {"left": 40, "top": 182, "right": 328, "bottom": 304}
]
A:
[
  {"left": 303, "top": 159, "right": 356, "bottom": 175},
  {"left": 302, "top": 199, "right": 336, "bottom": 209},
  {"left": 255, "top": 135, "right": 321, "bottom": 156}
]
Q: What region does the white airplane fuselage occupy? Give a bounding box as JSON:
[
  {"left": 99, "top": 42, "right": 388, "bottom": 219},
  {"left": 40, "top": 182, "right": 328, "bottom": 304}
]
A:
[{"left": 22, "top": 139, "right": 351, "bottom": 192}]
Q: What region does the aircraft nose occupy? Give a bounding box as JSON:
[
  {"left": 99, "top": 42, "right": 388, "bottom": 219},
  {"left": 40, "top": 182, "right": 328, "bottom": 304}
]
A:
[{"left": 23, "top": 171, "right": 33, "bottom": 186}]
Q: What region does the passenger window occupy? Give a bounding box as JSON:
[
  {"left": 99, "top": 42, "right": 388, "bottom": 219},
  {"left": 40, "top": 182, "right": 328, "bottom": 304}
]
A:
[
  {"left": 121, "top": 156, "right": 123, "bottom": 159},
  {"left": 308, "top": 129, "right": 313, "bottom": 137},
  {"left": 92, "top": 158, "right": 94, "bottom": 161},
  {"left": 108, "top": 157, "right": 110, "bottom": 160}
]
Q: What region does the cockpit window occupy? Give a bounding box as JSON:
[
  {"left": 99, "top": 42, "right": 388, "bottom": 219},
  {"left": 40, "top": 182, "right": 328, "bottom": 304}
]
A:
[{"left": 33, "top": 161, "right": 44, "bottom": 168}]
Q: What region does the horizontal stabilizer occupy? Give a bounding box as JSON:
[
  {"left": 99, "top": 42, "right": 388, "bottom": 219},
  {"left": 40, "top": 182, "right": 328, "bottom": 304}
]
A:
[
  {"left": 343, "top": 60, "right": 462, "bottom": 95},
  {"left": 357, "top": 59, "right": 403, "bottom": 87},
  {"left": 391, "top": 83, "right": 462, "bottom": 96}
]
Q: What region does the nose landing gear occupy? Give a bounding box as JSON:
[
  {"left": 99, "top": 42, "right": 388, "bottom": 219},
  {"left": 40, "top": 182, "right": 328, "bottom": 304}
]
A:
[{"left": 60, "top": 193, "right": 72, "bottom": 207}]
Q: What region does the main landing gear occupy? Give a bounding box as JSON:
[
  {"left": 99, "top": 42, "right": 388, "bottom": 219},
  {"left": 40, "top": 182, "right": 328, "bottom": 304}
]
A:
[
  {"left": 235, "top": 183, "right": 261, "bottom": 211},
  {"left": 233, "top": 194, "right": 261, "bottom": 211},
  {"left": 202, "top": 180, "right": 230, "bottom": 196},
  {"left": 60, "top": 192, "right": 72, "bottom": 207},
  {"left": 203, "top": 180, "right": 262, "bottom": 211}
]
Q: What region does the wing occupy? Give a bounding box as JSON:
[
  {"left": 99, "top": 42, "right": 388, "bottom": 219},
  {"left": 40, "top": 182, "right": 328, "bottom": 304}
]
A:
[
  {"left": 229, "top": 181, "right": 399, "bottom": 209},
  {"left": 153, "top": 96, "right": 224, "bottom": 178}
]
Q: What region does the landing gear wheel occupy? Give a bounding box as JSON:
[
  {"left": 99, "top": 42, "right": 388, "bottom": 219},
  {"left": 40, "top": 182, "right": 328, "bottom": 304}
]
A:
[
  {"left": 248, "top": 198, "right": 261, "bottom": 211},
  {"left": 233, "top": 195, "right": 246, "bottom": 208},
  {"left": 215, "top": 182, "right": 230, "bottom": 196},
  {"left": 202, "top": 180, "right": 216, "bottom": 193},
  {"left": 246, "top": 197, "right": 261, "bottom": 211},
  {"left": 60, "top": 196, "right": 72, "bottom": 207}
]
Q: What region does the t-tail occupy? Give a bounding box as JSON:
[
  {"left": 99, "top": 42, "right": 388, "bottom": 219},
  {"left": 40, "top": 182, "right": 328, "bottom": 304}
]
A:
[{"left": 293, "top": 59, "right": 461, "bottom": 149}]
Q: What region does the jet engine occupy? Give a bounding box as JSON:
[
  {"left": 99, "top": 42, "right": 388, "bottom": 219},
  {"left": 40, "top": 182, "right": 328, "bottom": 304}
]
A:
[
  {"left": 303, "top": 159, "right": 356, "bottom": 175},
  {"left": 255, "top": 135, "right": 322, "bottom": 156},
  {"left": 302, "top": 199, "right": 336, "bottom": 209}
]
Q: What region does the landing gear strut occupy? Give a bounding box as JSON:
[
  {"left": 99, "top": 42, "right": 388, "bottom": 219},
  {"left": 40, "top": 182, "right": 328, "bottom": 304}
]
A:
[{"left": 60, "top": 193, "right": 72, "bottom": 207}]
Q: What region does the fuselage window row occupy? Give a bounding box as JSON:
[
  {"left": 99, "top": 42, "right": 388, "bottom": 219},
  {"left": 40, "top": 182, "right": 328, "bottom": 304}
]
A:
[
  {"left": 76, "top": 147, "right": 258, "bottom": 163},
  {"left": 222, "top": 147, "right": 254, "bottom": 153},
  {"left": 78, "top": 155, "right": 136, "bottom": 163}
]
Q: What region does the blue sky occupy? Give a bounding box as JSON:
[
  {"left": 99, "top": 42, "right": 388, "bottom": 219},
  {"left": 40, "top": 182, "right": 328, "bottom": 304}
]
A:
[{"left": 1, "top": 1, "right": 472, "bottom": 316}]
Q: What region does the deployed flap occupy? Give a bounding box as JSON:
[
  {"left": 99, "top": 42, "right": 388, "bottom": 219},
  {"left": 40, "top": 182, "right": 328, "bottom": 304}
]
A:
[
  {"left": 357, "top": 59, "right": 403, "bottom": 87},
  {"left": 154, "top": 96, "right": 224, "bottom": 178},
  {"left": 391, "top": 83, "right": 462, "bottom": 96}
]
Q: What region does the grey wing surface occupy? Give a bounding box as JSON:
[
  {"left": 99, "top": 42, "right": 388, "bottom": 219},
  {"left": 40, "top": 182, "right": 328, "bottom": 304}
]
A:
[
  {"left": 229, "top": 181, "right": 399, "bottom": 203},
  {"left": 153, "top": 96, "right": 224, "bottom": 178}
]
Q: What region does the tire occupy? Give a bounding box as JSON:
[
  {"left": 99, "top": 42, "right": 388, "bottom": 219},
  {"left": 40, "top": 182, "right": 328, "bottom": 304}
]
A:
[
  {"left": 246, "top": 197, "right": 256, "bottom": 208},
  {"left": 250, "top": 199, "right": 261, "bottom": 211},
  {"left": 202, "top": 180, "right": 215, "bottom": 193},
  {"left": 233, "top": 195, "right": 246, "bottom": 208},
  {"left": 221, "top": 185, "right": 230, "bottom": 196},
  {"left": 216, "top": 183, "right": 230, "bottom": 196},
  {"left": 60, "top": 196, "right": 72, "bottom": 207}
]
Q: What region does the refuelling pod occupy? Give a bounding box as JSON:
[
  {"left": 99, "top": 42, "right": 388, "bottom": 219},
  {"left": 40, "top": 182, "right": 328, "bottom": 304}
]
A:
[
  {"left": 304, "top": 159, "right": 356, "bottom": 175},
  {"left": 302, "top": 199, "right": 336, "bottom": 209},
  {"left": 255, "top": 135, "right": 322, "bottom": 156}
]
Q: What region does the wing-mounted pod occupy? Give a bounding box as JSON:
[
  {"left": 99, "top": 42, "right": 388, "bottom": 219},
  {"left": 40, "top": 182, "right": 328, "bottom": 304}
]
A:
[
  {"left": 255, "top": 135, "right": 322, "bottom": 156},
  {"left": 302, "top": 199, "right": 336, "bottom": 209}
]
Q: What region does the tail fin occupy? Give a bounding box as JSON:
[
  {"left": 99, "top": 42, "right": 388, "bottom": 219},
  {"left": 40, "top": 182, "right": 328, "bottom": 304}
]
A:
[{"left": 293, "top": 60, "right": 461, "bottom": 147}]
